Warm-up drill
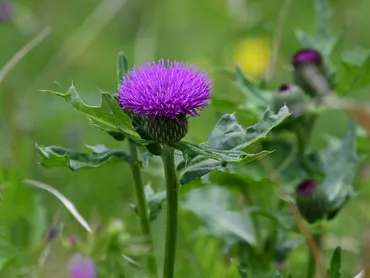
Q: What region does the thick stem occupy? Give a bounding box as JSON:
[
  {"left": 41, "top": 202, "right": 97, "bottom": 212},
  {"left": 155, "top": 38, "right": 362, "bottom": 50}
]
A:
[
  {"left": 162, "top": 144, "right": 178, "bottom": 278},
  {"left": 128, "top": 139, "right": 158, "bottom": 277}
]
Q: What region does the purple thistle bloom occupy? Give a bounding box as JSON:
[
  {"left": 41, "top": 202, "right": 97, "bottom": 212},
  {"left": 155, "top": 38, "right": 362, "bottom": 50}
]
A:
[
  {"left": 117, "top": 59, "right": 211, "bottom": 120},
  {"left": 0, "top": 1, "right": 12, "bottom": 22},
  {"left": 292, "top": 49, "right": 322, "bottom": 68},
  {"left": 68, "top": 253, "right": 96, "bottom": 278},
  {"left": 296, "top": 180, "right": 317, "bottom": 196}
]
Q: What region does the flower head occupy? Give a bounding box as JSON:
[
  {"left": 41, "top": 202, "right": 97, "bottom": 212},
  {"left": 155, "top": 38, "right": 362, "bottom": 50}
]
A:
[
  {"left": 278, "top": 84, "right": 290, "bottom": 93},
  {"left": 292, "top": 49, "right": 322, "bottom": 68},
  {"left": 118, "top": 59, "right": 211, "bottom": 120},
  {"left": 68, "top": 253, "right": 96, "bottom": 278}
]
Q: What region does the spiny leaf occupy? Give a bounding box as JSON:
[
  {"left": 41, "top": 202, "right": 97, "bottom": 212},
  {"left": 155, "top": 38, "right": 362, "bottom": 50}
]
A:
[
  {"left": 36, "top": 144, "right": 133, "bottom": 171},
  {"left": 41, "top": 85, "right": 142, "bottom": 142},
  {"left": 175, "top": 107, "right": 290, "bottom": 184}
]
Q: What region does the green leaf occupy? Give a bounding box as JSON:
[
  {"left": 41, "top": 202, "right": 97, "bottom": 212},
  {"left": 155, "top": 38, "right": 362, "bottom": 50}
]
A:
[
  {"left": 315, "top": 0, "right": 332, "bottom": 38},
  {"left": 328, "top": 246, "right": 341, "bottom": 278},
  {"left": 320, "top": 122, "right": 362, "bottom": 213},
  {"left": 117, "top": 51, "right": 129, "bottom": 84},
  {"left": 181, "top": 186, "right": 256, "bottom": 246},
  {"left": 89, "top": 118, "right": 126, "bottom": 141},
  {"left": 234, "top": 66, "right": 271, "bottom": 109},
  {"left": 174, "top": 141, "right": 269, "bottom": 164},
  {"left": 36, "top": 144, "right": 133, "bottom": 171},
  {"left": 175, "top": 107, "right": 290, "bottom": 185},
  {"left": 41, "top": 85, "right": 142, "bottom": 142},
  {"left": 147, "top": 189, "right": 166, "bottom": 222},
  {"left": 25, "top": 179, "right": 91, "bottom": 232},
  {"left": 336, "top": 47, "right": 370, "bottom": 95}
]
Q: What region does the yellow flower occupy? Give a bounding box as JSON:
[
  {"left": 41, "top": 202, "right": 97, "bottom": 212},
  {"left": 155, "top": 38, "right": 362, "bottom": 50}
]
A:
[{"left": 233, "top": 37, "right": 271, "bottom": 79}]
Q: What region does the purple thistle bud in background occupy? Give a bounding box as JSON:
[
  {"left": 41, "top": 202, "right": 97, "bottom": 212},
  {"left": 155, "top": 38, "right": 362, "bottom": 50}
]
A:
[
  {"left": 68, "top": 253, "right": 96, "bottom": 278},
  {"left": 0, "top": 1, "right": 12, "bottom": 22},
  {"left": 118, "top": 59, "right": 211, "bottom": 143},
  {"left": 295, "top": 180, "right": 329, "bottom": 224},
  {"left": 273, "top": 84, "right": 306, "bottom": 118},
  {"left": 292, "top": 49, "right": 322, "bottom": 68},
  {"left": 291, "top": 49, "right": 332, "bottom": 97}
]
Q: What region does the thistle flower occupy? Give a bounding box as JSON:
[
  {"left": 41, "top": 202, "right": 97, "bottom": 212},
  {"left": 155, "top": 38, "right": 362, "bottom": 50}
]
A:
[
  {"left": 295, "top": 180, "right": 329, "bottom": 224},
  {"left": 118, "top": 59, "right": 211, "bottom": 143},
  {"left": 272, "top": 84, "right": 306, "bottom": 118},
  {"left": 68, "top": 253, "right": 96, "bottom": 278}
]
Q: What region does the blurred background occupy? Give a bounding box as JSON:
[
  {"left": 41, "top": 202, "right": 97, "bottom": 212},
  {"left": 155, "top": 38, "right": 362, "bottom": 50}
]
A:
[{"left": 1, "top": 0, "right": 370, "bottom": 277}]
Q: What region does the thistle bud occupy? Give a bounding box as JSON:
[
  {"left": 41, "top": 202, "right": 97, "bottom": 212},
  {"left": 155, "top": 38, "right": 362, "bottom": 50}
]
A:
[
  {"left": 142, "top": 114, "right": 188, "bottom": 144},
  {"left": 273, "top": 84, "right": 307, "bottom": 118},
  {"left": 292, "top": 49, "right": 330, "bottom": 97},
  {"left": 295, "top": 180, "right": 329, "bottom": 224}
]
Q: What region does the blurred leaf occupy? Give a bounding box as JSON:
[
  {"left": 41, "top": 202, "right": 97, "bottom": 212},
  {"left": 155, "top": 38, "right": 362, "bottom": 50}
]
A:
[
  {"left": 296, "top": 31, "right": 337, "bottom": 58},
  {"left": 144, "top": 184, "right": 166, "bottom": 222},
  {"left": 117, "top": 51, "right": 129, "bottom": 83},
  {"left": 320, "top": 122, "right": 362, "bottom": 214},
  {"left": 176, "top": 107, "right": 290, "bottom": 184},
  {"left": 328, "top": 246, "right": 341, "bottom": 278},
  {"left": 336, "top": 47, "right": 370, "bottom": 95},
  {"left": 315, "top": 0, "right": 332, "bottom": 38},
  {"left": 35, "top": 144, "right": 133, "bottom": 171},
  {"left": 234, "top": 66, "right": 271, "bottom": 110},
  {"left": 182, "top": 186, "right": 256, "bottom": 246},
  {"left": 41, "top": 85, "right": 142, "bottom": 142},
  {"left": 25, "top": 180, "right": 92, "bottom": 233}
]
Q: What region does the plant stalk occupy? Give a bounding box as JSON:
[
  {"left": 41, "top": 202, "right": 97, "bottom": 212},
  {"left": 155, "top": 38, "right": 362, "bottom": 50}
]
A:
[
  {"left": 307, "top": 233, "right": 322, "bottom": 278},
  {"left": 162, "top": 143, "right": 178, "bottom": 278},
  {"left": 128, "top": 139, "right": 158, "bottom": 277}
]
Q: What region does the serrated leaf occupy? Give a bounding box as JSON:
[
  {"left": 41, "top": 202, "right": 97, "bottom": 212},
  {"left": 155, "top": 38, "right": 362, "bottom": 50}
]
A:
[
  {"left": 320, "top": 122, "right": 362, "bottom": 213},
  {"left": 174, "top": 141, "right": 269, "bottom": 164},
  {"left": 41, "top": 85, "right": 142, "bottom": 142},
  {"left": 329, "top": 246, "right": 341, "bottom": 278},
  {"left": 25, "top": 180, "right": 91, "bottom": 232},
  {"left": 36, "top": 144, "right": 133, "bottom": 171},
  {"left": 175, "top": 107, "right": 290, "bottom": 184}
]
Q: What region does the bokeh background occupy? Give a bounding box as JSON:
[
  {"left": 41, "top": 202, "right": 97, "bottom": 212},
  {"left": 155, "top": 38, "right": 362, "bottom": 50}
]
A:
[{"left": 1, "top": 0, "right": 370, "bottom": 277}]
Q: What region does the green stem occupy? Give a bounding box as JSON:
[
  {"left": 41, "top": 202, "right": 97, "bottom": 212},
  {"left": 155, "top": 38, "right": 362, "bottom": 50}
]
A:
[
  {"left": 162, "top": 144, "right": 178, "bottom": 278},
  {"left": 128, "top": 139, "right": 158, "bottom": 277},
  {"left": 306, "top": 233, "right": 322, "bottom": 278}
]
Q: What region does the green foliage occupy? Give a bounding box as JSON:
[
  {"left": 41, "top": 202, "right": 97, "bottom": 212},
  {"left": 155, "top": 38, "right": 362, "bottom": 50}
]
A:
[
  {"left": 176, "top": 106, "right": 290, "bottom": 184},
  {"left": 328, "top": 246, "right": 342, "bottom": 278},
  {"left": 35, "top": 144, "right": 133, "bottom": 170}
]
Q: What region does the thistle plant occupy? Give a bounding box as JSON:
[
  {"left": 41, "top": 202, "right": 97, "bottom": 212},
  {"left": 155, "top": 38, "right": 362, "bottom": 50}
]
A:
[{"left": 12, "top": 0, "right": 367, "bottom": 277}]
